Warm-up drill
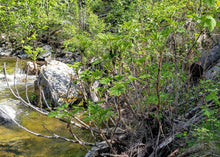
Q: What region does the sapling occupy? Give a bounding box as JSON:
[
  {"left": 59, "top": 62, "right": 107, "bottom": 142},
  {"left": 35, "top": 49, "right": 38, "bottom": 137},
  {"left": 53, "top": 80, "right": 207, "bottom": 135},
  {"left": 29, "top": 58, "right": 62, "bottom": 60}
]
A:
[{"left": 24, "top": 45, "right": 45, "bottom": 74}]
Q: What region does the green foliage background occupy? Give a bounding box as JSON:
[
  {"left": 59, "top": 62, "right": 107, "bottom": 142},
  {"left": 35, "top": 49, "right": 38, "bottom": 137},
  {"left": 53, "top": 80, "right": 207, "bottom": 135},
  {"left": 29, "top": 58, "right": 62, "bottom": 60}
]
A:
[{"left": 1, "top": 0, "right": 220, "bottom": 155}]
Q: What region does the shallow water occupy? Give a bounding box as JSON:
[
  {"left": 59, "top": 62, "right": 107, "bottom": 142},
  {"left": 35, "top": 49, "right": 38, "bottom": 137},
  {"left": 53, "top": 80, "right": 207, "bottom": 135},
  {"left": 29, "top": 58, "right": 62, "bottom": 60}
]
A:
[{"left": 0, "top": 57, "right": 88, "bottom": 157}]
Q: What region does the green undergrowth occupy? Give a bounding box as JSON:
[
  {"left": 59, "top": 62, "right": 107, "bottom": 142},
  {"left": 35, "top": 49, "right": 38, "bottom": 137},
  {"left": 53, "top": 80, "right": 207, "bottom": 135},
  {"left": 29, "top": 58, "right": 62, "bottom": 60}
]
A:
[{"left": 1, "top": 0, "right": 220, "bottom": 156}]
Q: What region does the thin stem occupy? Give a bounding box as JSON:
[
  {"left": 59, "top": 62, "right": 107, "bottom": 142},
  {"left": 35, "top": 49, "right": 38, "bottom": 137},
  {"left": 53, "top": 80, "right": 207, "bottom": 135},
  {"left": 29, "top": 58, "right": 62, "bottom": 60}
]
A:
[{"left": 156, "top": 49, "right": 164, "bottom": 111}]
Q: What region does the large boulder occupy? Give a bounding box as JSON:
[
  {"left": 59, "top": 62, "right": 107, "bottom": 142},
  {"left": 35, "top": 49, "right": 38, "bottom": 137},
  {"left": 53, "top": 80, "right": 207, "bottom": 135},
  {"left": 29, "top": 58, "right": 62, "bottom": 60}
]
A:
[{"left": 37, "top": 60, "right": 83, "bottom": 107}]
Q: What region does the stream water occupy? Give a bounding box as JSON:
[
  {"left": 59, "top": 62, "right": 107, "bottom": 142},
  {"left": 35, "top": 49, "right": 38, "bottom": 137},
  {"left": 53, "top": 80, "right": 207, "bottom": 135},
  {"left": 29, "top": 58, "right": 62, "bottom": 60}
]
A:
[{"left": 0, "top": 57, "right": 88, "bottom": 157}]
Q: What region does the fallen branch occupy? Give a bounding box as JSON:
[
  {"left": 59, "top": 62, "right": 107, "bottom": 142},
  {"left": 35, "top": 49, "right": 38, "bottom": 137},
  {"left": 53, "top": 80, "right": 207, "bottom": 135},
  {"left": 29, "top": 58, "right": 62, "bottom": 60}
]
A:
[
  {"left": 168, "top": 149, "right": 179, "bottom": 157},
  {"left": 177, "top": 145, "right": 203, "bottom": 157},
  {"left": 100, "top": 153, "right": 128, "bottom": 157},
  {"left": 149, "top": 135, "right": 175, "bottom": 157},
  {"left": 4, "top": 63, "right": 49, "bottom": 115},
  {"left": 0, "top": 107, "right": 95, "bottom": 146}
]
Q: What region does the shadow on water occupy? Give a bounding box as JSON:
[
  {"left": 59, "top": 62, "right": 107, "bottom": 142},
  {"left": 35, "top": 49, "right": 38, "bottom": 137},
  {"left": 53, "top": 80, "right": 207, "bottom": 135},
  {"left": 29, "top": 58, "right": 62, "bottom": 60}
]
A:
[{"left": 0, "top": 57, "right": 90, "bottom": 157}]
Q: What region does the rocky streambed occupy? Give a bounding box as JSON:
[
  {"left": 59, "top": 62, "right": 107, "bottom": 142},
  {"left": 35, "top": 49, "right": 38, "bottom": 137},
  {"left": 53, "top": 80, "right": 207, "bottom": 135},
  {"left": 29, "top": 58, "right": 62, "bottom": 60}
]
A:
[{"left": 0, "top": 57, "right": 88, "bottom": 156}]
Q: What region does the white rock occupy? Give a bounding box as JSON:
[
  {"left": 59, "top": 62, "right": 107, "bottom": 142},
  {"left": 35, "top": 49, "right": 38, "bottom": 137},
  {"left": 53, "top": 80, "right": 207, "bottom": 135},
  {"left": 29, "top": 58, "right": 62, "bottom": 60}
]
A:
[{"left": 37, "top": 60, "right": 83, "bottom": 107}]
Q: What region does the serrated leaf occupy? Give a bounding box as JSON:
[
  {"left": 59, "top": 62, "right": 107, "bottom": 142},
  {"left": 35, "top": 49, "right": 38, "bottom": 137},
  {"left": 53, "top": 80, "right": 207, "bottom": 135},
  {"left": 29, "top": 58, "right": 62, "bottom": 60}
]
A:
[
  {"left": 91, "top": 59, "right": 102, "bottom": 65},
  {"left": 71, "top": 109, "right": 79, "bottom": 115},
  {"left": 204, "top": 15, "right": 216, "bottom": 32},
  {"left": 109, "top": 84, "right": 125, "bottom": 96},
  {"left": 206, "top": 91, "right": 220, "bottom": 105},
  {"left": 48, "top": 111, "right": 59, "bottom": 117},
  {"left": 100, "top": 77, "right": 111, "bottom": 84},
  {"left": 139, "top": 74, "right": 151, "bottom": 79},
  {"left": 57, "top": 114, "right": 66, "bottom": 118},
  {"left": 114, "top": 75, "right": 124, "bottom": 81},
  {"left": 82, "top": 116, "right": 93, "bottom": 121},
  {"left": 91, "top": 70, "right": 102, "bottom": 79},
  {"left": 57, "top": 104, "right": 69, "bottom": 110},
  {"left": 128, "top": 75, "right": 137, "bottom": 81}
]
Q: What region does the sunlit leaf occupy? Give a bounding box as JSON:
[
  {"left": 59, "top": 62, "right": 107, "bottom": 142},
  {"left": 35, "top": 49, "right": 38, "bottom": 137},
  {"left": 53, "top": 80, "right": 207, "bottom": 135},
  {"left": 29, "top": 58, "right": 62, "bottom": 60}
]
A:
[
  {"left": 109, "top": 84, "right": 125, "bottom": 96},
  {"left": 100, "top": 77, "right": 111, "bottom": 84},
  {"left": 203, "top": 15, "right": 216, "bottom": 32},
  {"left": 57, "top": 104, "right": 69, "bottom": 110},
  {"left": 48, "top": 111, "right": 59, "bottom": 118}
]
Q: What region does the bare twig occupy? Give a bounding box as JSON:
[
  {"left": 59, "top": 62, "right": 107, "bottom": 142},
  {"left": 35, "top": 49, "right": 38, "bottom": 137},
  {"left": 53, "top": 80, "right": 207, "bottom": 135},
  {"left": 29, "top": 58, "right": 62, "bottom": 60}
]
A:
[
  {"left": 172, "top": 33, "right": 180, "bottom": 105},
  {"left": 14, "top": 59, "right": 20, "bottom": 97},
  {"left": 149, "top": 135, "right": 175, "bottom": 157},
  {"left": 25, "top": 66, "right": 31, "bottom": 104},
  {"left": 73, "top": 116, "right": 90, "bottom": 129},
  {"left": 124, "top": 95, "right": 138, "bottom": 120},
  {"left": 177, "top": 145, "right": 203, "bottom": 157},
  {"left": 181, "top": 31, "right": 203, "bottom": 75},
  {"left": 95, "top": 122, "right": 116, "bottom": 154},
  {"left": 4, "top": 63, "right": 49, "bottom": 115},
  {"left": 168, "top": 149, "right": 179, "bottom": 157},
  {"left": 100, "top": 153, "right": 128, "bottom": 157},
  {"left": 4, "top": 62, "right": 92, "bottom": 131},
  {"left": 36, "top": 79, "right": 52, "bottom": 111},
  {"left": 156, "top": 47, "right": 165, "bottom": 111},
  {"left": 111, "top": 96, "right": 122, "bottom": 141},
  {"left": 68, "top": 120, "right": 89, "bottom": 151}
]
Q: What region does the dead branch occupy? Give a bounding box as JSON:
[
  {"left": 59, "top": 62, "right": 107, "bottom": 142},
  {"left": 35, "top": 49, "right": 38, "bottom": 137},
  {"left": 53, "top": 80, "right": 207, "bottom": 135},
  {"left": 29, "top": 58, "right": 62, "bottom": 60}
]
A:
[
  {"left": 167, "top": 149, "right": 179, "bottom": 157},
  {"left": 25, "top": 66, "right": 31, "bottom": 104},
  {"left": 149, "top": 135, "right": 175, "bottom": 157},
  {"left": 14, "top": 59, "right": 20, "bottom": 97},
  {"left": 4, "top": 63, "right": 49, "bottom": 115},
  {"left": 177, "top": 145, "right": 203, "bottom": 157},
  {"left": 40, "top": 84, "right": 52, "bottom": 111},
  {"left": 68, "top": 119, "right": 89, "bottom": 151},
  {"left": 100, "top": 153, "right": 128, "bottom": 157},
  {"left": 111, "top": 96, "right": 122, "bottom": 141},
  {"left": 202, "top": 152, "right": 220, "bottom": 157},
  {"left": 85, "top": 134, "right": 129, "bottom": 157}
]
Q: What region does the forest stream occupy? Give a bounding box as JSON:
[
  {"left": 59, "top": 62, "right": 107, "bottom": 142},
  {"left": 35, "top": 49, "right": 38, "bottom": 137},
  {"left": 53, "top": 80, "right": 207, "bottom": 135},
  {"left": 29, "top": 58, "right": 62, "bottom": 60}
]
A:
[{"left": 0, "top": 57, "right": 88, "bottom": 157}]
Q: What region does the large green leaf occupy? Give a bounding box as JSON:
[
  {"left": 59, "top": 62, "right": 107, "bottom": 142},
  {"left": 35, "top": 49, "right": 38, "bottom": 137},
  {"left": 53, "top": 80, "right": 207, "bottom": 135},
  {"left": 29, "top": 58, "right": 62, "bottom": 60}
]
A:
[
  {"left": 203, "top": 15, "right": 216, "bottom": 32},
  {"left": 206, "top": 16, "right": 216, "bottom": 32},
  {"left": 48, "top": 111, "right": 59, "bottom": 118},
  {"left": 109, "top": 84, "right": 125, "bottom": 96},
  {"left": 100, "top": 77, "right": 111, "bottom": 84},
  {"left": 57, "top": 104, "right": 69, "bottom": 110}
]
